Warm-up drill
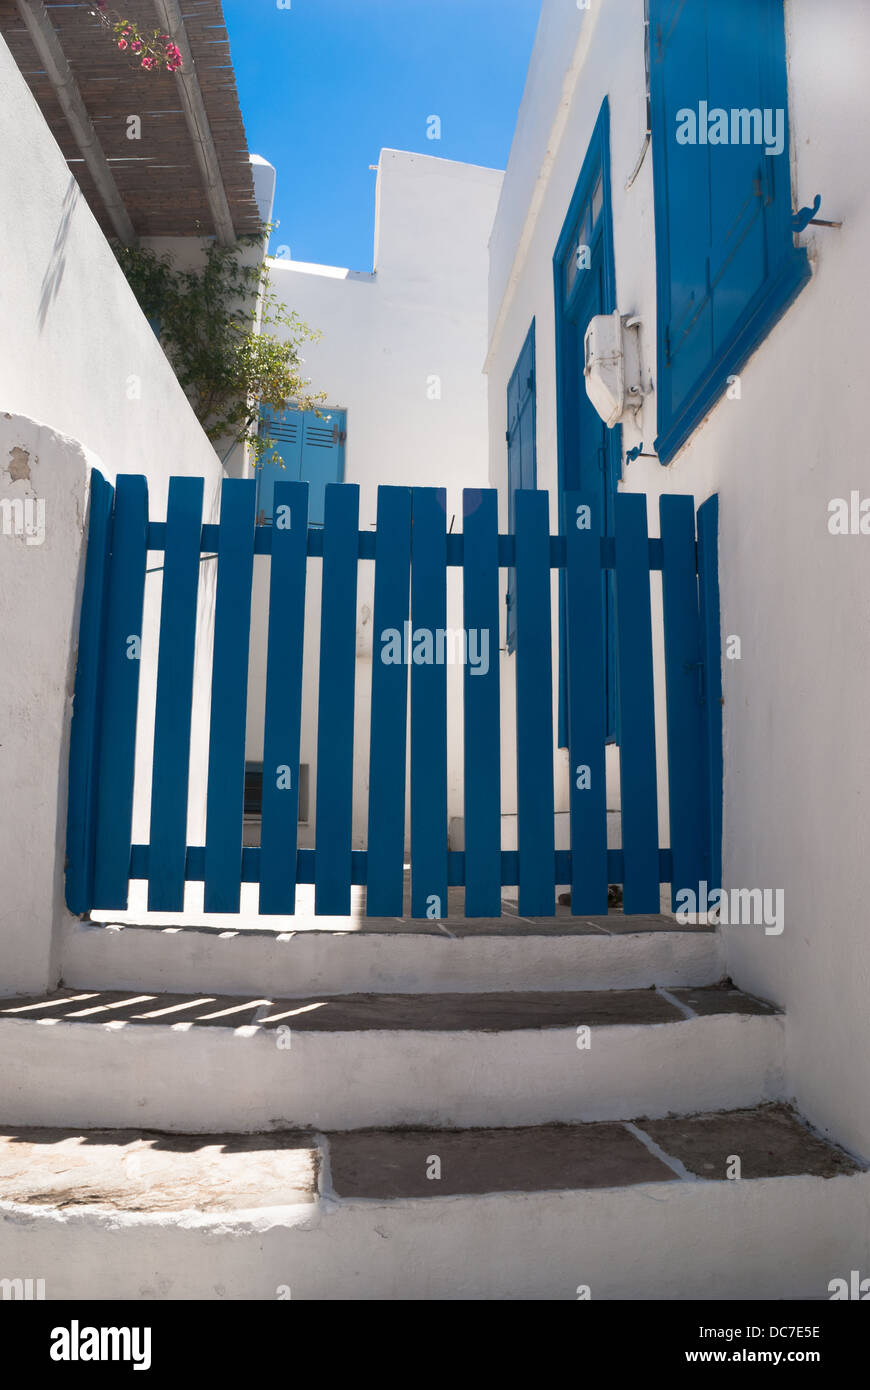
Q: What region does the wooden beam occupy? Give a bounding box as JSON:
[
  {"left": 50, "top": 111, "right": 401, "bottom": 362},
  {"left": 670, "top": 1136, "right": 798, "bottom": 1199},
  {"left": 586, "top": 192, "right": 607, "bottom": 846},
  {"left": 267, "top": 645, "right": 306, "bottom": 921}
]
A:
[
  {"left": 15, "top": 0, "right": 137, "bottom": 246},
  {"left": 151, "top": 0, "right": 237, "bottom": 246}
]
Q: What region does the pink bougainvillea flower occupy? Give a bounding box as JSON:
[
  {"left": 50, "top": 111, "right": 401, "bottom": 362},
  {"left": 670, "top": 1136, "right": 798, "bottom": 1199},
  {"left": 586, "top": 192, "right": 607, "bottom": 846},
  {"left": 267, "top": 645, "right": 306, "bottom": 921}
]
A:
[
  {"left": 141, "top": 56, "right": 155, "bottom": 69},
  {"left": 117, "top": 38, "right": 127, "bottom": 49},
  {"left": 131, "top": 40, "right": 142, "bottom": 52}
]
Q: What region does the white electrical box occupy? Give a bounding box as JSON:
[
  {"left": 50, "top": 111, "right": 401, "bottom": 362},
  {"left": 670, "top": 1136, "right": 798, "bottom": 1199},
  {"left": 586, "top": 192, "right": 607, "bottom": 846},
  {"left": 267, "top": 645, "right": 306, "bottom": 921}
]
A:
[{"left": 583, "top": 311, "right": 646, "bottom": 427}]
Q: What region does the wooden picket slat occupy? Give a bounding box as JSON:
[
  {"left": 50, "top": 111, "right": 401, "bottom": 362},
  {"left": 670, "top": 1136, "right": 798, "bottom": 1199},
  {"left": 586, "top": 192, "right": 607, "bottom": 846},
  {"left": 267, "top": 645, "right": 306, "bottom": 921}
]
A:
[
  {"left": 259, "top": 480, "right": 309, "bottom": 915},
  {"left": 65, "top": 470, "right": 114, "bottom": 915},
  {"left": 613, "top": 492, "right": 660, "bottom": 913},
  {"left": 147, "top": 476, "right": 204, "bottom": 911},
  {"left": 92, "top": 474, "right": 148, "bottom": 910},
  {"left": 410, "top": 488, "right": 448, "bottom": 919},
  {"left": 697, "top": 495, "right": 723, "bottom": 893},
  {"left": 564, "top": 493, "right": 608, "bottom": 914},
  {"left": 514, "top": 489, "right": 556, "bottom": 916},
  {"left": 314, "top": 483, "right": 360, "bottom": 915},
  {"left": 203, "top": 478, "right": 257, "bottom": 914},
  {"left": 366, "top": 486, "right": 412, "bottom": 918},
  {"left": 660, "top": 494, "right": 708, "bottom": 909},
  {"left": 462, "top": 488, "right": 501, "bottom": 917}
]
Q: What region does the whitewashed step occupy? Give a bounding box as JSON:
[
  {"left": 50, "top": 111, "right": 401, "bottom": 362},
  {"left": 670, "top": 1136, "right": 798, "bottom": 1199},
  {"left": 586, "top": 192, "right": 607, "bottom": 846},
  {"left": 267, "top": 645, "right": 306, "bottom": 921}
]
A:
[
  {"left": 63, "top": 912, "right": 722, "bottom": 997},
  {"left": 0, "top": 984, "right": 782, "bottom": 1132},
  {"left": 0, "top": 1105, "right": 865, "bottom": 1300}
]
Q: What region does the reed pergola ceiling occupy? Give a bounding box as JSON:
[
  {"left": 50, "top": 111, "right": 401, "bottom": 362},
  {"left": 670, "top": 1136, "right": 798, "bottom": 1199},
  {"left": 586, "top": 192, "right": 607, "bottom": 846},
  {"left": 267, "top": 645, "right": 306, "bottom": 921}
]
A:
[{"left": 0, "top": 0, "right": 260, "bottom": 243}]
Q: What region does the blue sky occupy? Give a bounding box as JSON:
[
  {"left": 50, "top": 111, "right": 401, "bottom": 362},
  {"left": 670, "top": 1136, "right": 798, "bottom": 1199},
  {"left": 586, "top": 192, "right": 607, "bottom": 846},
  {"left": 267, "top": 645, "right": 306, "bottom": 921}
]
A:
[{"left": 223, "top": 0, "right": 542, "bottom": 270}]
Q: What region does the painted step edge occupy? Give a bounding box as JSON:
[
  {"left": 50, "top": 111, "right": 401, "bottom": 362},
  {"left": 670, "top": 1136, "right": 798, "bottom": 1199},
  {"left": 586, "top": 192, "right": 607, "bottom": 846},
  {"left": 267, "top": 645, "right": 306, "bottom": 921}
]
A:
[
  {"left": 59, "top": 919, "right": 724, "bottom": 997},
  {"left": 1, "top": 1169, "right": 867, "bottom": 1301},
  {"left": 0, "top": 1011, "right": 784, "bottom": 1131}
]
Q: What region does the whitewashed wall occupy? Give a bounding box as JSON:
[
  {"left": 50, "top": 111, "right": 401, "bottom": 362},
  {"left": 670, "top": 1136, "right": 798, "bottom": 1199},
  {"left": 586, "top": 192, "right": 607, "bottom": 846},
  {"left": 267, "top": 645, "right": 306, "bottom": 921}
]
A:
[
  {"left": 486, "top": 0, "right": 870, "bottom": 1155},
  {"left": 0, "top": 34, "right": 224, "bottom": 991},
  {"left": 248, "top": 150, "right": 503, "bottom": 849}
]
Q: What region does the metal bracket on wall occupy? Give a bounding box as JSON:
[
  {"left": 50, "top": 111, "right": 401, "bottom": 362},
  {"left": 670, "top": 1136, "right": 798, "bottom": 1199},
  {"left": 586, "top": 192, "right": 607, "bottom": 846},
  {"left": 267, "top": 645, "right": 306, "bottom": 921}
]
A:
[
  {"left": 625, "top": 443, "right": 659, "bottom": 463},
  {"left": 792, "top": 195, "right": 842, "bottom": 231}
]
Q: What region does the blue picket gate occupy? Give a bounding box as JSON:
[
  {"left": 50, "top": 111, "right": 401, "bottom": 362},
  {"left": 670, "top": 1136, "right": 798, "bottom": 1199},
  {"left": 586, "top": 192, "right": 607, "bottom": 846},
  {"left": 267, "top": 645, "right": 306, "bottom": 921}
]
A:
[{"left": 66, "top": 475, "right": 721, "bottom": 920}]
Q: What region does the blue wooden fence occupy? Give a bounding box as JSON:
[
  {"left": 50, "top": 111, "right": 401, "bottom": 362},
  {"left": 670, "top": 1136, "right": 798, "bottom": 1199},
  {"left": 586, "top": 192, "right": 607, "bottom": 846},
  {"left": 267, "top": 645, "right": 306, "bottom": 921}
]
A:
[{"left": 66, "top": 475, "right": 722, "bottom": 920}]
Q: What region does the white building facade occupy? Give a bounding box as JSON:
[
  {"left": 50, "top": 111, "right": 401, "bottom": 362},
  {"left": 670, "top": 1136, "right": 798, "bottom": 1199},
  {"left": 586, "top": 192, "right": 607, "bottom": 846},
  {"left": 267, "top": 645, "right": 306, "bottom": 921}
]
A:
[
  {"left": 246, "top": 150, "right": 503, "bottom": 849},
  {"left": 485, "top": 0, "right": 870, "bottom": 1156}
]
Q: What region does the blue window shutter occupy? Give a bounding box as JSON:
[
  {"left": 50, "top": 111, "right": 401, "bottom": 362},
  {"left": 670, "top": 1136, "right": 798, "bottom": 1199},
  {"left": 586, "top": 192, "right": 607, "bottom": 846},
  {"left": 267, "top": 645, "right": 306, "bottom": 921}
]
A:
[
  {"left": 654, "top": 0, "right": 713, "bottom": 414},
  {"left": 651, "top": 0, "right": 808, "bottom": 460},
  {"left": 300, "top": 409, "right": 346, "bottom": 527},
  {"left": 257, "top": 406, "right": 303, "bottom": 522},
  {"left": 706, "top": 0, "right": 771, "bottom": 351},
  {"left": 506, "top": 324, "right": 536, "bottom": 654}
]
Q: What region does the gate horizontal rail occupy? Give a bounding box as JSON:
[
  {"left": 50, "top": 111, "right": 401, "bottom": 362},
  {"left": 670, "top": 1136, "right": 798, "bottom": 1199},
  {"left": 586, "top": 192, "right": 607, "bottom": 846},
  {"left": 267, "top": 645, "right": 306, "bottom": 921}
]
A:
[
  {"left": 66, "top": 477, "right": 721, "bottom": 921},
  {"left": 145, "top": 522, "right": 673, "bottom": 569}
]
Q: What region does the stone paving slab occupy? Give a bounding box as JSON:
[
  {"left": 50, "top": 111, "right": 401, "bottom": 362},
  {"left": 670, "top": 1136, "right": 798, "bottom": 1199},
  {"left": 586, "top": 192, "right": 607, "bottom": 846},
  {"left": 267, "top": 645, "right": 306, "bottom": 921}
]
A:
[
  {"left": 0, "top": 983, "right": 771, "bottom": 1032},
  {"left": 0, "top": 1128, "right": 318, "bottom": 1212},
  {"left": 326, "top": 1123, "right": 676, "bottom": 1198},
  {"left": 641, "top": 1104, "right": 861, "bottom": 1180},
  {"left": 93, "top": 877, "right": 713, "bottom": 936},
  {"left": 670, "top": 985, "right": 778, "bottom": 1017},
  {"left": 90, "top": 910, "right": 710, "bottom": 937},
  {"left": 326, "top": 1105, "right": 862, "bottom": 1199}
]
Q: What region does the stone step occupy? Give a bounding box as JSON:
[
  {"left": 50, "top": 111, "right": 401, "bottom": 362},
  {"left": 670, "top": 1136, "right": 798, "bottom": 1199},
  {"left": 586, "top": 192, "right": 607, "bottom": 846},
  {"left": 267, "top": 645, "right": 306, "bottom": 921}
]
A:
[
  {"left": 65, "top": 908, "right": 721, "bottom": 997},
  {"left": 0, "top": 1105, "right": 865, "bottom": 1300},
  {"left": 0, "top": 983, "right": 782, "bottom": 1132}
]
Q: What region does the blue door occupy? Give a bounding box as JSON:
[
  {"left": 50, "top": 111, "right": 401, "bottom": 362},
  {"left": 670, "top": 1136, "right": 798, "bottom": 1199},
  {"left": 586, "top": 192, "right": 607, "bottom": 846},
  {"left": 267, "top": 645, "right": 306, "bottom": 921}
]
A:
[{"left": 554, "top": 101, "right": 620, "bottom": 743}]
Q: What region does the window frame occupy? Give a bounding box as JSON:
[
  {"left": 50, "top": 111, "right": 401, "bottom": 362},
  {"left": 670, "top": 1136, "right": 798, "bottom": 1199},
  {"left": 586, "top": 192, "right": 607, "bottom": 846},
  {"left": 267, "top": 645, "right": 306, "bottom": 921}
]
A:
[
  {"left": 506, "top": 320, "right": 537, "bottom": 656},
  {"left": 552, "top": 96, "right": 621, "bottom": 747}
]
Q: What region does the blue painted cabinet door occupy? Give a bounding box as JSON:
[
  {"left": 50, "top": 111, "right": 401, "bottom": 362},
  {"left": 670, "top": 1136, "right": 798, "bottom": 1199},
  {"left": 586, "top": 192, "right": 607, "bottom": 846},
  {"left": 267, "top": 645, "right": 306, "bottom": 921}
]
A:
[
  {"left": 257, "top": 406, "right": 303, "bottom": 522},
  {"left": 257, "top": 407, "right": 346, "bottom": 525},
  {"left": 301, "top": 411, "right": 346, "bottom": 527}
]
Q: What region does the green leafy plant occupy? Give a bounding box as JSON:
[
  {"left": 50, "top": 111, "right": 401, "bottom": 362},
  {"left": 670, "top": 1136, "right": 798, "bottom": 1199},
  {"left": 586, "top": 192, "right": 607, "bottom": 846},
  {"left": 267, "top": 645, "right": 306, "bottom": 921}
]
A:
[{"left": 115, "top": 232, "right": 324, "bottom": 466}]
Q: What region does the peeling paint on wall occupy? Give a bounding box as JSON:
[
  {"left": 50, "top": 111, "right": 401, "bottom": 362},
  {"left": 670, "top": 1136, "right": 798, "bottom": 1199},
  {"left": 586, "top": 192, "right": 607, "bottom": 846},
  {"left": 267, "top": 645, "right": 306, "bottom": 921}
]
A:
[{"left": 7, "top": 447, "right": 31, "bottom": 482}]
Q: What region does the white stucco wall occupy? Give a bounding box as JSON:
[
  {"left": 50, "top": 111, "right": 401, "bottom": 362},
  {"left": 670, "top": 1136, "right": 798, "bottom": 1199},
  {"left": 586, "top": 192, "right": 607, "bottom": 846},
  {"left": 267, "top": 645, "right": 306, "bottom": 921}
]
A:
[
  {"left": 486, "top": 0, "right": 870, "bottom": 1154},
  {"left": 0, "top": 33, "right": 225, "bottom": 991},
  {"left": 0, "top": 34, "right": 223, "bottom": 503},
  {"left": 248, "top": 150, "right": 503, "bottom": 848}
]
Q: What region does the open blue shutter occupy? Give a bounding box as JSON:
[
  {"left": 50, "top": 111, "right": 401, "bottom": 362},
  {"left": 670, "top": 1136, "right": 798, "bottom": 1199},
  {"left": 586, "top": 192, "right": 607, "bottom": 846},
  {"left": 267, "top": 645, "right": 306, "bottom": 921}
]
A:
[
  {"left": 506, "top": 325, "right": 536, "bottom": 654},
  {"left": 257, "top": 406, "right": 303, "bottom": 521},
  {"left": 653, "top": 0, "right": 801, "bottom": 449},
  {"left": 706, "top": 0, "right": 772, "bottom": 351},
  {"left": 654, "top": 0, "right": 713, "bottom": 415},
  {"left": 301, "top": 410, "right": 345, "bottom": 526}
]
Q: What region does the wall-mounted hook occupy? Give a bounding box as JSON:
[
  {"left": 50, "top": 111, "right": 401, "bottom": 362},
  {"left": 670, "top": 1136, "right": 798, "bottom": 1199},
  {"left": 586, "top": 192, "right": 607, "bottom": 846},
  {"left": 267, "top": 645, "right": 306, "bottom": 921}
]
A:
[
  {"left": 793, "top": 195, "right": 842, "bottom": 231},
  {"left": 625, "top": 442, "right": 659, "bottom": 463}
]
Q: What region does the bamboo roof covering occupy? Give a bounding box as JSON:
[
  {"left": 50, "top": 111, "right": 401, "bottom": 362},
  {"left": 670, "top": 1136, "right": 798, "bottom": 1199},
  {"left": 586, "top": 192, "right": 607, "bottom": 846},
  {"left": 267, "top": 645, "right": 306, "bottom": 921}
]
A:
[{"left": 0, "top": 0, "right": 260, "bottom": 240}]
